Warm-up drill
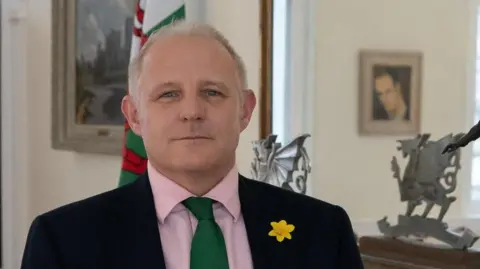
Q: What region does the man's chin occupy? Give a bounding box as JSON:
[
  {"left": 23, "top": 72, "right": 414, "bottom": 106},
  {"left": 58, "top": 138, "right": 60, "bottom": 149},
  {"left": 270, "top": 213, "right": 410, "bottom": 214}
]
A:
[{"left": 172, "top": 158, "right": 215, "bottom": 172}]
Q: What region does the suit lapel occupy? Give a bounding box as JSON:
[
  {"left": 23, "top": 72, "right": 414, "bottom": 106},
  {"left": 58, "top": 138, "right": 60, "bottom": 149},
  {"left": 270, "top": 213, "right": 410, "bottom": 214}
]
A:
[
  {"left": 108, "top": 174, "right": 166, "bottom": 269},
  {"left": 239, "top": 176, "right": 297, "bottom": 269}
]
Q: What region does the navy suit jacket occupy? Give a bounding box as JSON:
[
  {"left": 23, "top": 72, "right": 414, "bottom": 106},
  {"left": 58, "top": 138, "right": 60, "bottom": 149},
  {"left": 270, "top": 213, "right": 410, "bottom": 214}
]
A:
[{"left": 21, "top": 173, "right": 364, "bottom": 269}]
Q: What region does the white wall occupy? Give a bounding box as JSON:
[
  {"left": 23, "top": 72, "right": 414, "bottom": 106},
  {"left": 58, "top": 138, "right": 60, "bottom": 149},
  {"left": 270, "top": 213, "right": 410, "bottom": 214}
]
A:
[
  {"left": 312, "top": 0, "right": 474, "bottom": 223},
  {"left": 1, "top": 0, "right": 478, "bottom": 267}
]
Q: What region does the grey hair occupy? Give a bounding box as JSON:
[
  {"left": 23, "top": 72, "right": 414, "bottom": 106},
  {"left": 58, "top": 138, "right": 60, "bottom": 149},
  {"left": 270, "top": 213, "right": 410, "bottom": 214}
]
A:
[{"left": 127, "top": 20, "right": 248, "bottom": 101}]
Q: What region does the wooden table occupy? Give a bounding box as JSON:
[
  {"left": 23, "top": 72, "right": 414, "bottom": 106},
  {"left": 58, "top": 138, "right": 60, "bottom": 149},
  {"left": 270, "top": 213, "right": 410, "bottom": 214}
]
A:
[{"left": 359, "top": 236, "right": 480, "bottom": 269}]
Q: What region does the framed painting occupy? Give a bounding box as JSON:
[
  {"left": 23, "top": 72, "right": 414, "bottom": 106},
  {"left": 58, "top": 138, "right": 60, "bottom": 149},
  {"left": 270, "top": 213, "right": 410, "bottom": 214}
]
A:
[
  {"left": 259, "top": 0, "right": 273, "bottom": 139},
  {"left": 51, "top": 0, "right": 137, "bottom": 155},
  {"left": 358, "top": 50, "right": 422, "bottom": 136}
]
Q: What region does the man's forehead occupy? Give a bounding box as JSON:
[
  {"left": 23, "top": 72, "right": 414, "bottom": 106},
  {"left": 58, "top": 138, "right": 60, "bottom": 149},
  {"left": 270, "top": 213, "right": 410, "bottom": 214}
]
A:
[
  {"left": 375, "top": 75, "right": 394, "bottom": 86},
  {"left": 144, "top": 34, "right": 232, "bottom": 61},
  {"left": 138, "top": 35, "right": 242, "bottom": 89}
]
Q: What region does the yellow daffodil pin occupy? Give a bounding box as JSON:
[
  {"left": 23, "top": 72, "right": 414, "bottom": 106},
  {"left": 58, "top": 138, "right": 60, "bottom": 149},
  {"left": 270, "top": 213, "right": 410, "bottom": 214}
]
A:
[{"left": 268, "top": 220, "right": 295, "bottom": 242}]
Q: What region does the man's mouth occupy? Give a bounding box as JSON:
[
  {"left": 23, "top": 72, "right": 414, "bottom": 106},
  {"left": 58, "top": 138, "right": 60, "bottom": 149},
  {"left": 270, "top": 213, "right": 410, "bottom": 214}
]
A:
[{"left": 174, "top": 136, "right": 212, "bottom": 141}]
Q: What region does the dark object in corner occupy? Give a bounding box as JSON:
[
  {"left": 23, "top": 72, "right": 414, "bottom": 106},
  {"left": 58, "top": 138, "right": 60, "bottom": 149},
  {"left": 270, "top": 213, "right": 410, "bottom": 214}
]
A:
[{"left": 442, "top": 121, "right": 480, "bottom": 154}]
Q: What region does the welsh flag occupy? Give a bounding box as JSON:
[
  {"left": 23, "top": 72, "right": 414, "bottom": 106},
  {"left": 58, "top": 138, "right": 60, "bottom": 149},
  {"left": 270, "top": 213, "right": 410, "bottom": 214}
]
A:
[{"left": 118, "top": 0, "right": 186, "bottom": 187}]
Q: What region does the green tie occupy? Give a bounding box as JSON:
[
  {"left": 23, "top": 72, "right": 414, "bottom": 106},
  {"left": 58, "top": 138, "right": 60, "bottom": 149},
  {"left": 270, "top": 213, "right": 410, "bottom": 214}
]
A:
[{"left": 183, "top": 197, "right": 230, "bottom": 269}]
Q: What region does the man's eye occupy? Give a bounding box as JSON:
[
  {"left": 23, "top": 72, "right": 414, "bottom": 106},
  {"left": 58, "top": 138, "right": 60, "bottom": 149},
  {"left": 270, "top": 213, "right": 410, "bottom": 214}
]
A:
[
  {"left": 204, "top": 89, "right": 221, "bottom": 96},
  {"left": 160, "top": 91, "right": 179, "bottom": 98}
]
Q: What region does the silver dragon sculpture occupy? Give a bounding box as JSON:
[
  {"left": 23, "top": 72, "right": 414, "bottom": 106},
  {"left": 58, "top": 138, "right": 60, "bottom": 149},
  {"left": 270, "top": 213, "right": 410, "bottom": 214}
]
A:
[
  {"left": 250, "top": 134, "right": 311, "bottom": 194},
  {"left": 378, "top": 133, "right": 479, "bottom": 250}
]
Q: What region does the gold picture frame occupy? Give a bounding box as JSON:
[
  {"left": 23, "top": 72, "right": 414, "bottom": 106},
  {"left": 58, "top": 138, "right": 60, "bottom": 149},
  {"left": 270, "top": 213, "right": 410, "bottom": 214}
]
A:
[{"left": 358, "top": 50, "right": 422, "bottom": 136}]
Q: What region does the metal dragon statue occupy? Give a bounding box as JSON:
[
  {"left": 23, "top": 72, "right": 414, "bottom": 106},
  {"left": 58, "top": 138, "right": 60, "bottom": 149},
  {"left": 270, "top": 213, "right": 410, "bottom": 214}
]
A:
[
  {"left": 377, "top": 133, "right": 479, "bottom": 250},
  {"left": 251, "top": 134, "right": 311, "bottom": 194}
]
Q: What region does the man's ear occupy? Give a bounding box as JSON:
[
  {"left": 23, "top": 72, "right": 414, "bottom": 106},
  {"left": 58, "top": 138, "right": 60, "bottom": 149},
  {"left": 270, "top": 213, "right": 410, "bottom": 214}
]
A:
[
  {"left": 240, "top": 89, "right": 257, "bottom": 131},
  {"left": 121, "top": 95, "right": 142, "bottom": 136}
]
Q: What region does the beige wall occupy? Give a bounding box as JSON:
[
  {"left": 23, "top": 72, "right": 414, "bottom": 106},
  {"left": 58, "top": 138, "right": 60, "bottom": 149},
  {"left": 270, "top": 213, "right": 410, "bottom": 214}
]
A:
[
  {"left": 312, "top": 0, "right": 474, "bottom": 221},
  {"left": 2, "top": 0, "right": 478, "bottom": 266}
]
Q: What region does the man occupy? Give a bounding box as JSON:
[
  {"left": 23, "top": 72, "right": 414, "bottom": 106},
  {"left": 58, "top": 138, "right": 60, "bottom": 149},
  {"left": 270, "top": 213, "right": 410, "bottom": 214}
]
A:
[
  {"left": 373, "top": 66, "right": 410, "bottom": 121},
  {"left": 21, "top": 22, "right": 363, "bottom": 268}
]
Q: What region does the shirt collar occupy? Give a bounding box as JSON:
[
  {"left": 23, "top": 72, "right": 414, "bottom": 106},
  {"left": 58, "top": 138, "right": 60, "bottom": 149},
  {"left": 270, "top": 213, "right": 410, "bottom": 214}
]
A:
[{"left": 147, "top": 161, "right": 241, "bottom": 223}]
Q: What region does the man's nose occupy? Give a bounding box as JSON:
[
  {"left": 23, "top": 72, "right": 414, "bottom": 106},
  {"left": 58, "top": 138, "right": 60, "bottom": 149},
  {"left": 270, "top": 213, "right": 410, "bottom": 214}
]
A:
[{"left": 179, "top": 94, "right": 206, "bottom": 121}]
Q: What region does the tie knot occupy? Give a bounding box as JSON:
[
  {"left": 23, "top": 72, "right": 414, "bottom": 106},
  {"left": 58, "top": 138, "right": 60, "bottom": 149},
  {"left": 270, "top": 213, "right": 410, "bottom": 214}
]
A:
[{"left": 182, "top": 197, "right": 214, "bottom": 221}]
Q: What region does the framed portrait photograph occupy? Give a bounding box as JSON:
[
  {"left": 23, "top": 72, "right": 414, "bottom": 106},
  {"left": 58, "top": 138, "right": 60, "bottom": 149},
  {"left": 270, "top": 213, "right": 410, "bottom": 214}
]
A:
[
  {"left": 358, "top": 50, "right": 422, "bottom": 136},
  {"left": 51, "top": 0, "right": 138, "bottom": 155}
]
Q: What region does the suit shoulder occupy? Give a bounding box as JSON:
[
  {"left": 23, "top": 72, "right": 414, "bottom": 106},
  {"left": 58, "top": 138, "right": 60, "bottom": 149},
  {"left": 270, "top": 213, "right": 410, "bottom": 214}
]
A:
[
  {"left": 242, "top": 178, "right": 356, "bottom": 237},
  {"left": 38, "top": 182, "right": 135, "bottom": 222},
  {"left": 242, "top": 177, "right": 341, "bottom": 213}
]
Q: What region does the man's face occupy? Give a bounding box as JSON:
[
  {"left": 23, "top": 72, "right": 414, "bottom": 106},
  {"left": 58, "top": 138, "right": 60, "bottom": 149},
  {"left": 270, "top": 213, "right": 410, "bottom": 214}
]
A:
[
  {"left": 374, "top": 74, "right": 401, "bottom": 113},
  {"left": 122, "top": 35, "right": 256, "bottom": 173}
]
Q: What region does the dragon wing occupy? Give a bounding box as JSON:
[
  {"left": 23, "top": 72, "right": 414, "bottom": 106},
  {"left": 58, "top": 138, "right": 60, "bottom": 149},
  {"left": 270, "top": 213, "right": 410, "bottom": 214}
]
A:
[
  {"left": 416, "top": 134, "right": 461, "bottom": 182},
  {"left": 271, "top": 134, "right": 311, "bottom": 177}
]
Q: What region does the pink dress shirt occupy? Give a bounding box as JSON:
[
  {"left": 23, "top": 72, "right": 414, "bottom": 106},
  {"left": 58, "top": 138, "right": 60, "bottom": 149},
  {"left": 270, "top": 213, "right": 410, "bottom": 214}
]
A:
[{"left": 147, "top": 161, "right": 254, "bottom": 269}]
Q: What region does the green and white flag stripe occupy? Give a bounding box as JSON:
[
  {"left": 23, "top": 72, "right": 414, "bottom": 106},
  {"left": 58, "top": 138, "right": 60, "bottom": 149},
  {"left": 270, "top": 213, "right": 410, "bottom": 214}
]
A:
[{"left": 143, "top": 0, "right": 186, "bottom": 36}]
